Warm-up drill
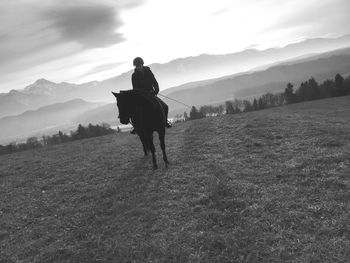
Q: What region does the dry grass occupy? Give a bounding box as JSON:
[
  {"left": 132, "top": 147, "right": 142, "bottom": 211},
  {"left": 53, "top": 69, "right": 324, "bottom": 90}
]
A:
[{"left": 1, "top": 96, "right": 350, "bottom": 262}]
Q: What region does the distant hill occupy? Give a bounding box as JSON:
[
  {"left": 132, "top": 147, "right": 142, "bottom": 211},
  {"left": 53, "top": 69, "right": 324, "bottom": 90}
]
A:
[
  {"left": 163, "top": 51, "right": 350, "bottom": 111},
  {"left": 0, "top": 79, "right": 102, "bottom": 118},
  {"left": 0, "top": 99, "right": 101, "bottom": 144},
  {"left": 152, "top": 34, "right": 350, "bottom": 89},
  {"left": 0, "top": 91, "right": 29, "bottom": 118},
  {"left": 73, "top": 103, "right": 118, "bottom": 127},
  {"left": 1, "top": 35, "right": 350, "bottom": 118},
  {"left": 161, "top": 72, "right": 247, "bottom": 96}
]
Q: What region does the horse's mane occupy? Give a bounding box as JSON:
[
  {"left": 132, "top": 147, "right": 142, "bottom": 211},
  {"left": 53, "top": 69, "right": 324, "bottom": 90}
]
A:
[
  {"left": 120, "top": 90, "right": 161, "bottom": 110},
  {"left": 115, "top": 89, "right": 166, "bottom": 128}
]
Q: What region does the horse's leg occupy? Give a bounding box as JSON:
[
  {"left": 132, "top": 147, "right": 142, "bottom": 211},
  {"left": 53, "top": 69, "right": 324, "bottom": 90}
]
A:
[
  {"left": 139, "top": 134, "right": 148, "bottom": 156},
  {"left": 142, "top": 143, "right": 148, "bottom": 156},
  {"left": 149, "top": 133, "right": 157, "bottom": 169},
  {"left": 158, "top": 132, "right": 169, "bottom": 166}
]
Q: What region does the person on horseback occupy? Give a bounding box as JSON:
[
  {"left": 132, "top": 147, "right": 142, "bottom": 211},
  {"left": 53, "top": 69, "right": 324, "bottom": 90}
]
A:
[{"left": 130, "top": 57, "right": 172, "bottom": 134}]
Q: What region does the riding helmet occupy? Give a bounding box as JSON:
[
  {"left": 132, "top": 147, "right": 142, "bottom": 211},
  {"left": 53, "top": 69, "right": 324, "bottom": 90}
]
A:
[{"left": 133, "top": 57, "right": 144, "bottom": 67}]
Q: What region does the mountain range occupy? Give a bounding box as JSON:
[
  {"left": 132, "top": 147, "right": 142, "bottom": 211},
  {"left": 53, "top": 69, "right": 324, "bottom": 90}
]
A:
[
  {"left": 0, "top": 99, "right": 100, "bottom": 144},
  {"left": 161, "top": 48, "right": 350, "bottom": 111},
  {"left": 2, "top": 34, "right": 350, "bottom": 119},
  {"left": 1, "top": 35, "right": 350, "bottom": 144}
]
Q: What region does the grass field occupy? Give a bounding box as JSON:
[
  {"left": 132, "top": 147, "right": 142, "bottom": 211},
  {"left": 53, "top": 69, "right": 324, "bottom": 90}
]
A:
[{"left": 1, "top": 96, "right": 350, "bottom": 263}]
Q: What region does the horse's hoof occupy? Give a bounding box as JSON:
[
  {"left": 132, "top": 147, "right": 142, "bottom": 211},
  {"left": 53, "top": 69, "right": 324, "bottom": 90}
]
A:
[{"left": 153, "top": 164, "right": 158, "bottom": 169}]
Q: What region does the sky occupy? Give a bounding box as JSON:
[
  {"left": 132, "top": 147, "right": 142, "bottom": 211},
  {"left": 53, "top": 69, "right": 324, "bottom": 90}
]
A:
[{"left": 0, "top": 0, "right": 350, "bottom": 92}]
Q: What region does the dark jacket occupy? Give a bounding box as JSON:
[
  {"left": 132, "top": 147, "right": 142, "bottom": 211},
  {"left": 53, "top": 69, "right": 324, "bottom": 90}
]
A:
[{"left": 132, "top": 66, "right": 159, "bottom": 94}]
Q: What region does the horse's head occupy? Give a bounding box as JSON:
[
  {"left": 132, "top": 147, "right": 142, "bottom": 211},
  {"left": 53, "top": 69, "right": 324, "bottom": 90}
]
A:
[{"left": 112, "top": 91, "right": 133, "bottom": 125}]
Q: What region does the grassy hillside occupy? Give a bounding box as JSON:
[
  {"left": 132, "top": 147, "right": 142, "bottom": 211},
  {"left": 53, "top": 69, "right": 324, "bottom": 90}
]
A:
[{"left": 1, "top": 97, "right": 349, "bottom": 262}]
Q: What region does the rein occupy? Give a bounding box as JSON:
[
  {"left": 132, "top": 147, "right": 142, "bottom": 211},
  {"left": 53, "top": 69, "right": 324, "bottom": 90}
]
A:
[{"left": 158, "top": 93, "right": 192, "bottom": 108}]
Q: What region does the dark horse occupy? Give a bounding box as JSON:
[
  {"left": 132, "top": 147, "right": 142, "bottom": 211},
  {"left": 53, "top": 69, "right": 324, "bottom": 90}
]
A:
[{"left": 112, "top": 90, "right": 169, "bottom": 169}]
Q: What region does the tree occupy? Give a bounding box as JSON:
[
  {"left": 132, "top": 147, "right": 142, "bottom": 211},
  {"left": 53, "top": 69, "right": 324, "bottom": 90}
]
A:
[
  {"left": 232, "top": 99, "right": 243, "bottom": 113},
  {"left": 242, "top": 100, "right": 253, "bottom": 112},
  {"left": 308, "top": 78, "right": 320, "bottom": 100},
  {"left": 335, "top": 74, "right": 345, "bottom": 96},
  {"left": 183, "top": 111, "right": 189, "bottom": 121},
  {"left": 189, "top": 106, "right": 204, "bottom": 119},
  {"left": 0, "top": 145, "right": 5, "bottom": 155},
  {"left": 26, "top": 137, "right": 41, "bottom": 148},
  {"left": 258, "top": 98, "right": 265, "bottom": 109},
  {"left": 216, "top": 105, "right": 224, "bottom": 115},
  {"left": 260, "top": 92, "right": 279, "bottom": 108},
  {"left": 345, "top": 76, "right": 350, "bottom": 95},
  {"left": 47, "top": 134, "right": 61, "bottom": 144},
  {"left": 77, "top": 124, "right": 87, "bottom": 139},
  {"left": 42, "top": 135, "right": 49, "bottom": 146},
  {"left": 276, "top": 93, "right": 285, "bottom": 106},
  {"left": 5, "top": 142, "right": 17, "bottom": 153},
  {"left": 320, "top": 79, "right": 335, "bottom": 98},
  {"left": 253, "top": 98, "right": 258, "bottom": 110},
  {"left": 225, "top": 101, "right": 235, "bottom": 114},
  {"left": 199, "top": 106, "right": 209, "bottom": 117},
  {"left": 284, "top": 83, "right": 297, "bottom": 104},
  {"left": 189, "top": 106, "right": 198, "bottom": 119},
  {"left": 58, "top": 131, "right": 70, "bottom": 143},
  {"left": 297, "top": 81, "right": 310, "bottom": 102}
]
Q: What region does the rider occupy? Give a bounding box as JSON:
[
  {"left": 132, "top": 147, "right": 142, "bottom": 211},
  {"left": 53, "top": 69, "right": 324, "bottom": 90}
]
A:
[{"left": 130, "top": 57, "right": 172, "bottom": 134}]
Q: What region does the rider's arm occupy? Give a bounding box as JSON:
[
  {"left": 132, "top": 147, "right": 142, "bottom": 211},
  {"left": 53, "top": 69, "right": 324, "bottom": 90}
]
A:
[
  {"left": 150, "top": 70, "right": 159, "bottom": 94},
  {"left": 132, "top": 73, "right": 138, "bottom": 90}
]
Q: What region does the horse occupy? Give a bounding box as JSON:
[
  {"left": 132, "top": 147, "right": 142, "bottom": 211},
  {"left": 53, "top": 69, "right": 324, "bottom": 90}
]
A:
[{"left": 112, "top": 90, "right": 169, "bottom": 169}]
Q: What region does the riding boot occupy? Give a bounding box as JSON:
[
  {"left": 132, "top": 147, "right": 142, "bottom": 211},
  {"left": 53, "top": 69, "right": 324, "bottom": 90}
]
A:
[{"left": 158, "top": 98, "right": 172, "bottom": 128}]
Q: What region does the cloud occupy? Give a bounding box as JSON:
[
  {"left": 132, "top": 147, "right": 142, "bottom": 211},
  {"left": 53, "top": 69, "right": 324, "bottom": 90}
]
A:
[
  {"left": 80, "top": 61, "right": 126, "bottom": 78},
  {"left": 0, "top": 1, "right": 127, "bottom": 69},
  {"left": 266, "top": 0, "right": 350, "bottom": 35},
  {"left": 43, "top": 3, "right": 125, "bottom": 48},
  {"left": 211, "top": 7, "right": 231, "bottom": 16},
  {"left": 114, "top": 0, "right": 145, "bottom": 9},
  {"left": 0, "top": 0, "right": 145, "bottom": 91}
]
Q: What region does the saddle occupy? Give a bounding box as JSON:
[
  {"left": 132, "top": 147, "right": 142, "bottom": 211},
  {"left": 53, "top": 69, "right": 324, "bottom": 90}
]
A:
[{"left": 132, "top": 90, "right": 161, "bottom": 110}]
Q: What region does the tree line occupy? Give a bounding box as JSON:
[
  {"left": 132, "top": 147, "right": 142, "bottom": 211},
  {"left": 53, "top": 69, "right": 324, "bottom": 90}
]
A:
[
  {"left": 284, "top": 74, "right": 350, "bottom": 104},
  {"left": 183, "top": 73, "right": 350, "bottom": 120},
  {"left": 0, "top": 123, "right": 115, "bottom": 156}
]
